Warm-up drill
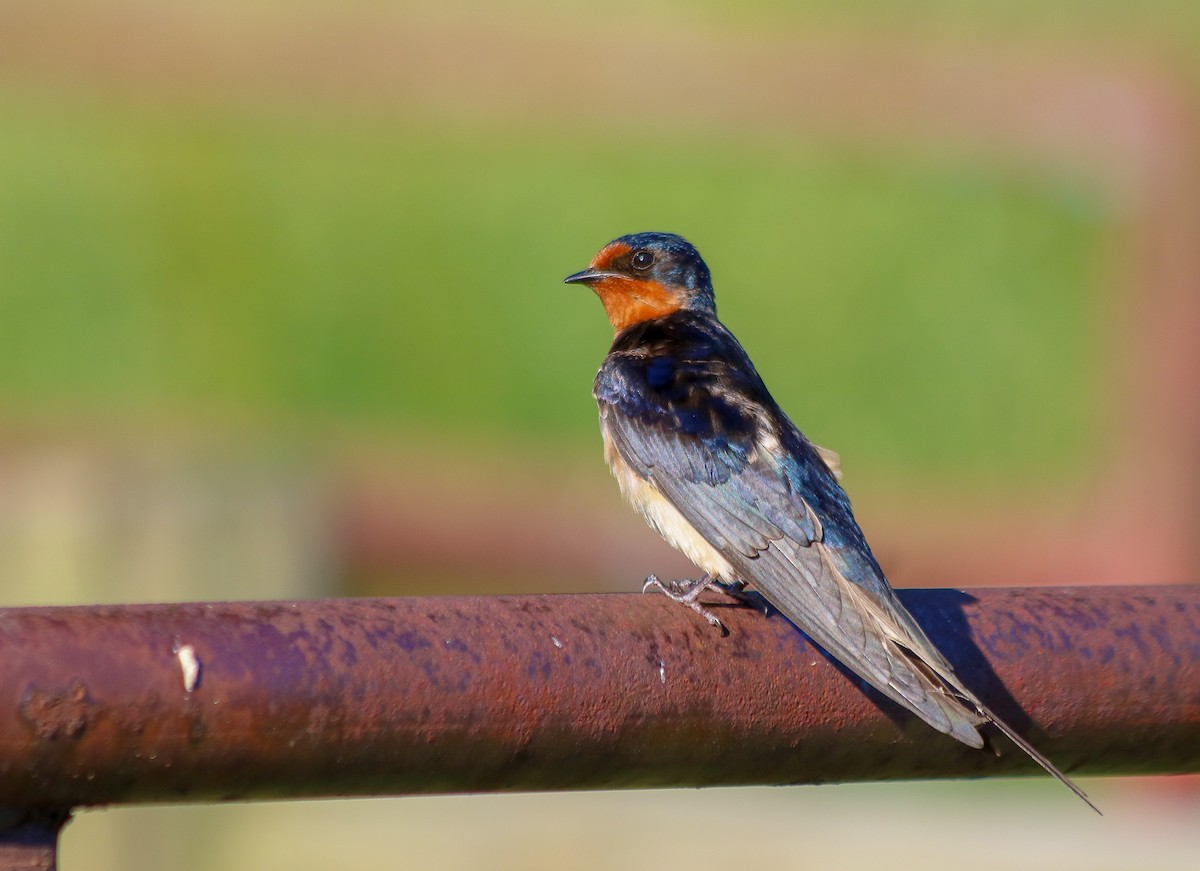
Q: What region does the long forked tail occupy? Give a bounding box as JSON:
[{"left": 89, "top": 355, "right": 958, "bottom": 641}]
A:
[
  {"left": 886, "top": 632, "right": 1101, "bottom": 814},
  {"left": 977, "top": 701, "right": 1101, "bottom": 815},
  {"left": 704, "top": 530, "right": 1102, "bottom": 812},
  {"left": 899, "top": 644, "right": 1102, "bottom": 814}
]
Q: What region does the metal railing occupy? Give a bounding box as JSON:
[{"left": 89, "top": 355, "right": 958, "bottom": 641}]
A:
[{"left": 1, "top": 584, "right": 1198, "bottom": 869}]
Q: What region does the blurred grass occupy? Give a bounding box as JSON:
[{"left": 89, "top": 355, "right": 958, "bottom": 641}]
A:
[{"left": 0, "top": 92, "right": 1108, "bottom": 488}]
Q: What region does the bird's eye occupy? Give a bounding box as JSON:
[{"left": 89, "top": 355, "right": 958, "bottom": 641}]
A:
[{"left": 630, "top": 249, "right": 654, "bottom": 271}]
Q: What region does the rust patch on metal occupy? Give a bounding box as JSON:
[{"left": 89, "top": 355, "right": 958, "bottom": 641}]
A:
[{"left": 17, "top": 680, "right": 97, "bottom": 741}]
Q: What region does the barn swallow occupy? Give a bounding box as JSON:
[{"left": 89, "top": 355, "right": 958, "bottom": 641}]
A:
[{"left": 565, "top": 231, "right": 1096, "bottom": 811}]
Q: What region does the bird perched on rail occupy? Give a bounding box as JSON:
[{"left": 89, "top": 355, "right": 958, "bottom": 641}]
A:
[{"left": 564, "top": 231, "right": 1096, "bottom": 811}]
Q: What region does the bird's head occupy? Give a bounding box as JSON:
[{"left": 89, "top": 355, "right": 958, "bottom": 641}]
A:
[{"left": 564, "top": 232, "right": 715, "bottom": 333}]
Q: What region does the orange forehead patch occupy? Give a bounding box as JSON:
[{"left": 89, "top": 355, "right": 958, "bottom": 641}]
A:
[
  {"left": 590, "top": 276, "right": 683, "bottom": 333},
  {"left": 591, "top": 241, "right": 632, "bottom": 271}
]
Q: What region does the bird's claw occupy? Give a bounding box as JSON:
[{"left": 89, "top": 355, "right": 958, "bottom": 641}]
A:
[
  {"left": 642, "top": 574, "right": 730, "bottom": 636},
  {"left": 642, "top": 575, "right": 705, "bottom": 597},
  {"left": 641, "top": 574, "right": 663, "bottom": 595}
]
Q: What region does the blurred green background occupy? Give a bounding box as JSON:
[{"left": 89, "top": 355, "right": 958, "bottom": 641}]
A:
[
  {"left": 2, "top": 1, "right": 1198, "bottom": 869},
  {"left": 0, "top": 97, "right": 1104, "bottom": 481}
]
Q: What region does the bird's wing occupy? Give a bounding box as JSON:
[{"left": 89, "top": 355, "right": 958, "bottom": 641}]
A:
[{"left": 597, "top": 360, "right": 985, "bottom": 747}]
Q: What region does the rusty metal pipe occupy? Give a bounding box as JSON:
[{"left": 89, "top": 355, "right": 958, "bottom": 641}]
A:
[{"left": 0, "top": 586, "right": 1197, "bottom": 808}]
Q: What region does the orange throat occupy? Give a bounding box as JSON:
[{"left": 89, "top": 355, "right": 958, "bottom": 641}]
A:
[{"left": 591, "top": 277, "right": 683, "bottom": 332}]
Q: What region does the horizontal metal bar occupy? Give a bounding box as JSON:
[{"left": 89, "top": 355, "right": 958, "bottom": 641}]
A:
[{"left": 0, "top": 586, "right": 1196, "bottom": 808}]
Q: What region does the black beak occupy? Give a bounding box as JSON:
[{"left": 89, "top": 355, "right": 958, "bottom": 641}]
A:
[{"left": 563, "top": 268, "right": 620, "bottom": 285}]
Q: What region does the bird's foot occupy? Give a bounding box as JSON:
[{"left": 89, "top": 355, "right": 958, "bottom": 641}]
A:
[{"left": 642, "top": 574, "right": 730, "bottom": 636}]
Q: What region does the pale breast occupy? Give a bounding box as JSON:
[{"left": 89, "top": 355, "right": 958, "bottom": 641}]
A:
[{"left": 601, "top": 426, "right": 736, "bottom": 581}]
